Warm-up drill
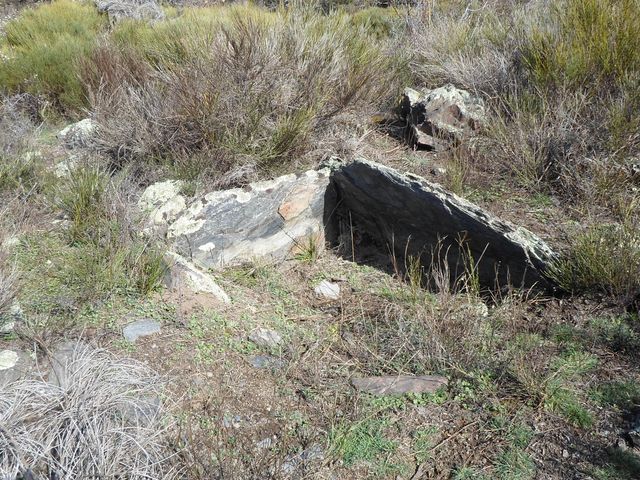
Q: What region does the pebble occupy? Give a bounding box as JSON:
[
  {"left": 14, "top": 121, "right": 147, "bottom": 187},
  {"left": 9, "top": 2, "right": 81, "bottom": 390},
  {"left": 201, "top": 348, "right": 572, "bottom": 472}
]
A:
[
  {"left": 123, "top": 319, "right": 162, "bottom": 343},
  {"left": 0, "top": 350, "right": 18, "bottom": 370},
  {"left": 314, "top": 280, "right": 340, "bottom": 300},
  {"left": 248, "top": 327, "right": 283, "bottom": 348}
]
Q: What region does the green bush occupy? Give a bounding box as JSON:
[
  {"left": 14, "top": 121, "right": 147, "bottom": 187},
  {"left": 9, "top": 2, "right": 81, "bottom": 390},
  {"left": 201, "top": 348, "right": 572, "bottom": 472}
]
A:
[
  {"left": 523, "top": 0, "right": 640, "bottom": 89},
  {"left": 0, "top": 0, "right": 105, "bottom": 112}
]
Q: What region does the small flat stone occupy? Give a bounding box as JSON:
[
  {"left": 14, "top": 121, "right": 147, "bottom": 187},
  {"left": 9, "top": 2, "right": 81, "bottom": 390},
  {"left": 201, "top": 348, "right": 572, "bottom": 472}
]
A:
[
  {"left": 0, "top": 321, "right": 15, "bottom": 334},
  {"left": 248, "top": 328, "right": 283, "bottom": 348},
  {"left": 282, "top": 444, "right": 324, "bottom": 475},
  {"left": 0, "top": 350, "right": 18, "bottom": 370},
  {"left": 123, "top": 319, "right": 161, "bottom": 343},
  {"left": 351, "top": 374, "right": 448, "bottom": 395},
  {"left": 248, "top": 355, "right": 285, "bottom": 370},
  {"left": 314, "top": 280, "right": 340, "bottom": 300}
]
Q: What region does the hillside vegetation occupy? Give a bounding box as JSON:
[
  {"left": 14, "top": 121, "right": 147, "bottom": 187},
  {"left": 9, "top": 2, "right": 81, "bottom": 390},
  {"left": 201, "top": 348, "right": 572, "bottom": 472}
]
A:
[{"left": 0, "top": 1, "right": 639, "bottom": 479}]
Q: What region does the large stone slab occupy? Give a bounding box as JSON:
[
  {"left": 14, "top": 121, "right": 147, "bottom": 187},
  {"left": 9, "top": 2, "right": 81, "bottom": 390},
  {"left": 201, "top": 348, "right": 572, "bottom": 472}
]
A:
[
  {"left": 168, "top": 170, "right": 333, "bottom": 269},
  {"left": 331, "top": 159, "right": 556, "bottom": 289}
]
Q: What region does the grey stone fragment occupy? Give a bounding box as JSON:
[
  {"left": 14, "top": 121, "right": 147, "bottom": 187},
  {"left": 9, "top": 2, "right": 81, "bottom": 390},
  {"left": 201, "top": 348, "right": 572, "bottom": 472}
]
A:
[
  {"left": 123, "top": 319, "right": 161, "bottom": 343},
  {"left": 331, "top": 159, "right": 556, "bottom": 289},
  {"left": 248, "top": 328, "right": 283, "bottom": 348},
  {"left": 352, "top": 374, "right": 448, "bottom": 395},
  {"left": 314, "top": 280, "right": 340, "bottom": 300},
  {"left": 168, "top": 170, "right": 333, "bottom": 269},
  {"left": 282, "top": 444, "right": 324, "bottom": 475},
  {"left": 248, "top": 355, "right": 285, "bottom": 370},
  {"left": 0, "top": 349, "right": 32, "bottom": 386},
  {"left": 0, "top": 350, "right": 18, "bottom": 370},
  {"left": 164, "top": 251, "right": 230, "bottom": 303}
]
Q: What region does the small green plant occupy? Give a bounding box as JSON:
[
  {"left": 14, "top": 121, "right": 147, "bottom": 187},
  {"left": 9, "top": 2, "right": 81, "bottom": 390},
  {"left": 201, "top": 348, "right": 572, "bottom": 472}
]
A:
[
  {"left": 294, "top": 235, "right": 321, "bottom": 263},
  {"left": 0, "top": 152, "right": 46, "bottom": 195},
  {"left": 495, "top": 446, "right": 535, "bottom": 480},
  {"left": 413, "top": 426, "right": 439, "bottom": 463},
  {"left": 591, "top": 380, "right": 640, "bottom": 410},
  {"left": 589, "top": 315, "right": 640, "bottom": 352},
  {"left": 453, "top": 467, "right": 489, "bottom": 480},
  {"left": 56, "top": 166, "right": 109, "bottom": 244},
  {"left": 330, "top": 416, "right": 397, "bottom": 467}
]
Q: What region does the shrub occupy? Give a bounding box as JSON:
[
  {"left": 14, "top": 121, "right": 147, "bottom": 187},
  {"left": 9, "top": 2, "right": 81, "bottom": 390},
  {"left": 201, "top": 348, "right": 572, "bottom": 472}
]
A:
[
  {"left": 85, "top": 4, "right": 402, "bottom": 184},
  {"left": 407, "top": 0, "right": 640, "bottom": 205},
  {"left": 0, "top": 0, "right": 105, "bottom": 112},
  {"left": 0, "top": 344, "right": 177, "bottom": 479},
  {"left": 548, "top": 222, "right": 640, "bottom": 304},
  {"left": 522, "top": 0, "right": 640, "bottom": 90}
]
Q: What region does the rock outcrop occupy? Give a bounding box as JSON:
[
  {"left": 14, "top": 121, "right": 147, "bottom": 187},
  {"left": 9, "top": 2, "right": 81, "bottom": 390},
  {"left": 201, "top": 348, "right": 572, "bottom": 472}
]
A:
[
  {"left": 138, "top": 180, "right": 186, "bottom": 235},
  {"left": 169, "top": 169, "right": 334, "bottom": 270},
  {"left": 95, "top": 0, "right": 165, "bottom": 22},
  {"left": 400, "top": 85, "right": 484, "bottom": 150},
  {"left": 331, "top": 159, "right": 556, "bottom": 289},
  {"left": 57, "top": 118, "right": 96, "bottom": 149}
]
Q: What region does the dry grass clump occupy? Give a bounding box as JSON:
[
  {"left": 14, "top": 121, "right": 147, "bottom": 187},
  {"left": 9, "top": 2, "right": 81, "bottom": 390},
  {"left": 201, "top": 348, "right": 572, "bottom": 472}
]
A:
[
  {"left": 0, "top": 344, "right": 178, "bottom": 479},
  {"left": 85, "top": 4, "right": 402, "bottom": 184},
  {"left": 0, "top": 254, "right": 18, "bottom": 323},
  {"left": 549, "top": 220, "right": 640, "bottom": 306},
  {"left": 52, "top": 165, "right": 166, "bottom": 297}
]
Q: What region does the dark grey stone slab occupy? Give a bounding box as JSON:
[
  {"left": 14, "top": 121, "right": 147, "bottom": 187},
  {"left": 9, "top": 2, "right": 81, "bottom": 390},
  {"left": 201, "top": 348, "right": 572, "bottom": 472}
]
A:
[{"left": 331, "top": 159, "right": 556, "bottom": 289}]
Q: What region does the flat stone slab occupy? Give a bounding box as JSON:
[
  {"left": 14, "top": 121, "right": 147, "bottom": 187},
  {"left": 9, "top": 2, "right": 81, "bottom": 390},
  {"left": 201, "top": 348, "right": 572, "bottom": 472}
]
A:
[
  {"left": 248, "top": 355, "right": 285, "bottom": 370},
  {"left": 352, "top": 374, "right": 448, "bottom": 395},
  {"left": 168, "top": 169, "right": 333, "bottom": 269},
  {"left": 331, "top": 159, "right": 556, "bottom": 289},
  {"left": 123, "top": 319, "right": 161, "bottom": 343}
]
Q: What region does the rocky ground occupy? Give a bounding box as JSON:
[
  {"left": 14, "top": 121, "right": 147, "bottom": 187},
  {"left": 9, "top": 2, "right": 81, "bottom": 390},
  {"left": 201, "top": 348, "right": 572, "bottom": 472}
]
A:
[
  {"left": 0, "top": 106, "right": 639, "bottom": 480},
  {"left": 1, "top": 1, "right": 639, "bottom": 479}
]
